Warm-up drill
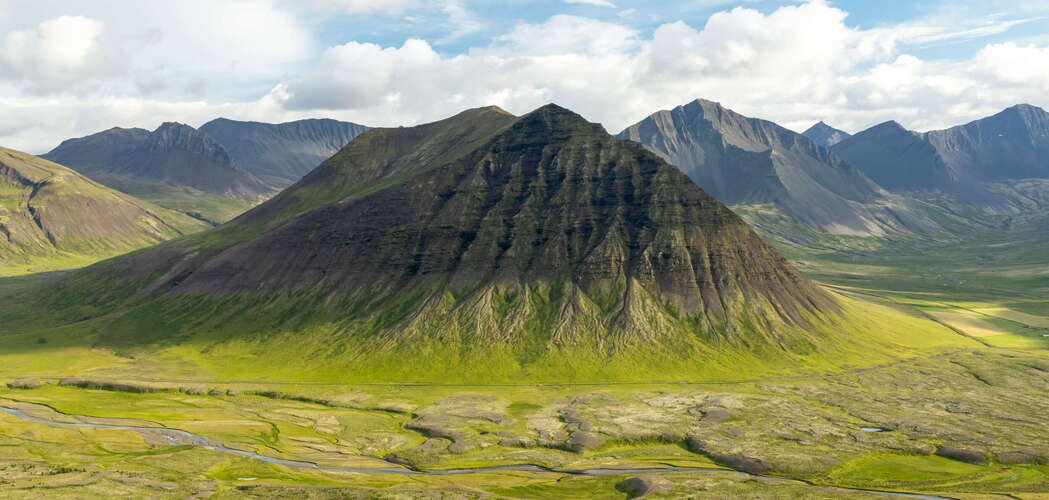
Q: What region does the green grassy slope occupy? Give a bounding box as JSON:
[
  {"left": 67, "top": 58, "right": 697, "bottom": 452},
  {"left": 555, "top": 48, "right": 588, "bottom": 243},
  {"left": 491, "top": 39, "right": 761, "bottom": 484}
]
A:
[
  {"left": 737, "top": 198, "right": 1049, "bottom": 350},
  {"left": 0, "top": 147, "right": 209, "bottom": 276}
]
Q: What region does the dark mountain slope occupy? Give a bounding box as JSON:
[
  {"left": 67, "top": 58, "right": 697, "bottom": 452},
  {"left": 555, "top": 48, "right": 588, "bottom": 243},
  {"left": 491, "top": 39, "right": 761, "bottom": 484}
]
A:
[
  {"left": 923, "top": 104, "right": 1049, "bottom": 182},
  {"left": 30, "top": 104, "right": 916, "bottom": 382},
  {"left": 200, "top": 117, "right": 368, "bottom": 186},
  {"left": 803, "top": 121, "right": 850, "bottom": 147},
  {"left": 833, "top": 104, "right": 1049, "bottom": 211},
  {"left": 617, "top": 99, "right": 934, "bottom": 236},
  {"left": 832, "top": 121, "right": 956, "bottom": 192},
  {"left": 0, "top": 146, "right": 207, "bottom": 273}
]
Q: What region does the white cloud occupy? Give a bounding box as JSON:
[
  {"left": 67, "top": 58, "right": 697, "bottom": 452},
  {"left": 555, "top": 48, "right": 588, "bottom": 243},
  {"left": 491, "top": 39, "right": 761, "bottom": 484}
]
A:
[
  {"left": 974, "top": 42, "right": 1049, "bottom": 89},
  {"left": 0, "top": 1, "right": 314, "bottom": 99},
  {"left": 565, "top": 0, "right": 616, "bottom": 7},
  {"left": 2, "top": 1, "right": 1049, "bottom": 154},
  {"left": 270, "top": 1, "right": 1049, "bottom": 137},
  {"left": 0, "top": 16, "right": 120, "bottom": 94}
]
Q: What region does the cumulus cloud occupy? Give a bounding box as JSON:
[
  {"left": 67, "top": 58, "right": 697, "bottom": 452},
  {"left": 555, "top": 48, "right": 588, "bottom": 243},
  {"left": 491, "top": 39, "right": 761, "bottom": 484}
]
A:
[
  {"left": 0, "top": 16, "right": 121, "bottom": 94},
  {"left": 2, "top": 0, "right": 1049, "bottom": 153},
  {"left": 0, "top": 1, "right": 313, "bottom": 99},
  {"left": 270, "top": 1, "right": 1049, "bottom": 136},
  {"left": 975, "top": 42, "right": 1049, "bottom": 89}
]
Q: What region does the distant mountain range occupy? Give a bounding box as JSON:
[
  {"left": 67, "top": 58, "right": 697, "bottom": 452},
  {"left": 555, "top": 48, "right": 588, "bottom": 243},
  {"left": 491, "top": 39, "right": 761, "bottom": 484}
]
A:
[
  {"left": 42, "top": 118, "right": 368, "bottom": 223},
  {"left": 36, "top": 100, "right": 1049, "bottom": 239},
  {"left": 0, "top": 146, "right": 206, "bottom": 273},
  {"left": 200, "top": 118, "right": 369, "bottom": 188},
  {"left": 831, "top": 104, "right": 1049, "bottom": 212},
  {"left": 617, "top": 99, "right": 934, "bottom": 236}
]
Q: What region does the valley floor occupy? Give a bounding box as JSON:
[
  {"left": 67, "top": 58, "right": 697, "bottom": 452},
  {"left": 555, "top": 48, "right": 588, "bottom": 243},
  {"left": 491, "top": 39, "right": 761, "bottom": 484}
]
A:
[{"left": 0, "top": 346, "right": 1047, "bottom": 499}]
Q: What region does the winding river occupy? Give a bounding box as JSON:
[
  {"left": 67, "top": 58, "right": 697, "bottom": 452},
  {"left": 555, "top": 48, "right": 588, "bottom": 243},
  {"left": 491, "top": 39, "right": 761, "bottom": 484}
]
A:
[{"left": 0, "top": 404, "right": 955, "bottom": 499}]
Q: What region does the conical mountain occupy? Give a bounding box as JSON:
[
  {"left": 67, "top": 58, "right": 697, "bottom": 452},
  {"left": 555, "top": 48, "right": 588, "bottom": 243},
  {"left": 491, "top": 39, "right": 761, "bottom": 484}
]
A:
[
  {"left": 802, "top": 121, "right": 850, "bottom": 147},
  {"left": 0, "top": 146, "right": 207, "bottom": 273},
  {"left": 200, "top": 117, "right": 368, "bottom": 187},
  {"left": 143, "top": 104, "right": 831, "bottom": 316},
  {"left": 617, "top": 99, "right": 933, "bottom": 236},
  {"left": 38, "top": 104, "right": 952, "bottom": 382}
]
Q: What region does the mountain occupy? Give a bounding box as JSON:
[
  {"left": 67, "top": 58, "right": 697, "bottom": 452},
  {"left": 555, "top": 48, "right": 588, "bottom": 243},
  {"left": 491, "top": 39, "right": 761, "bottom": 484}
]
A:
[
  {"left": 32, "top": 103, "right": 935, "bottom": 382},
  {"left": 802, "top": 121, "right": 850, "bottom": 147},
  {"left": 832, "top": 104, "right": 1049, "bottom": 210},
  {"left": 43, "top": 123, "right": 276, "bottom": 223},
  {"left": 0, "top": 146, "right": 207, "bottom": 274},
  {"left": 617, "top": 99, "right": 934, "bottom": 236},
  {"left": 923, "top": 104, "right": 1049, "bottom": 182},
  {"left": 831, "top": 121, "right": 955, "bottom": 192},
  {"left": 200, "top": 118, "right": 368, "bottom": 187},
  {"left": 36, "top": 126, "right": 150, "bottom": 170}
]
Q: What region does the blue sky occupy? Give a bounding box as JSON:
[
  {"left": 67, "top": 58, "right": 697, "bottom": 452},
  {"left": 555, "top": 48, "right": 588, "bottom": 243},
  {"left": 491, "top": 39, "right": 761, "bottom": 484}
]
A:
[
  {"left": 0, "top": 0, "right": 1047, "bottom": 152},
  {"left": 312, "top": 0, "right": 1048, "bottom": 59}
]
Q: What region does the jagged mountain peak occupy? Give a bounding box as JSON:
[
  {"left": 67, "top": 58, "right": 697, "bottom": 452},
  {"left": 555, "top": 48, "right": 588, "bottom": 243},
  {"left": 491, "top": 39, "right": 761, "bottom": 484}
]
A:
[
  {"left": 803, "top": 121, "right": 851, "bottom": 148},
  {"left": 146, "top": 122, "right": 228, "bottom": 155},
  {"left": 984, "top": 103, "right": 1049, "bottom": 129},
  {"left": 1003, "top": 103, "right": 1046, "bottom": 114}
]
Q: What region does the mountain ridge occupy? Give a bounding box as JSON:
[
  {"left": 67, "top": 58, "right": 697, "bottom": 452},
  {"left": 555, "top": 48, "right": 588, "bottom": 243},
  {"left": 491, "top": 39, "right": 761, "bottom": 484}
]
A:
[
  {"left": 832, "top": 103, "right": 1049, "bottom": 211},
  {"left": 199, "top": 117, "right": 369, "bottom": 186},
  {"left": 617, "top": 99, "right": 934, "bottom": 236}
]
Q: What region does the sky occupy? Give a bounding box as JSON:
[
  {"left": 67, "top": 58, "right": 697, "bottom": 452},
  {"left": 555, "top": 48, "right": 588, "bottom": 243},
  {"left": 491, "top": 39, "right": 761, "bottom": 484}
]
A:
[{"left": 0, "top": 0, "right": 1047, "bottom": 153}]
